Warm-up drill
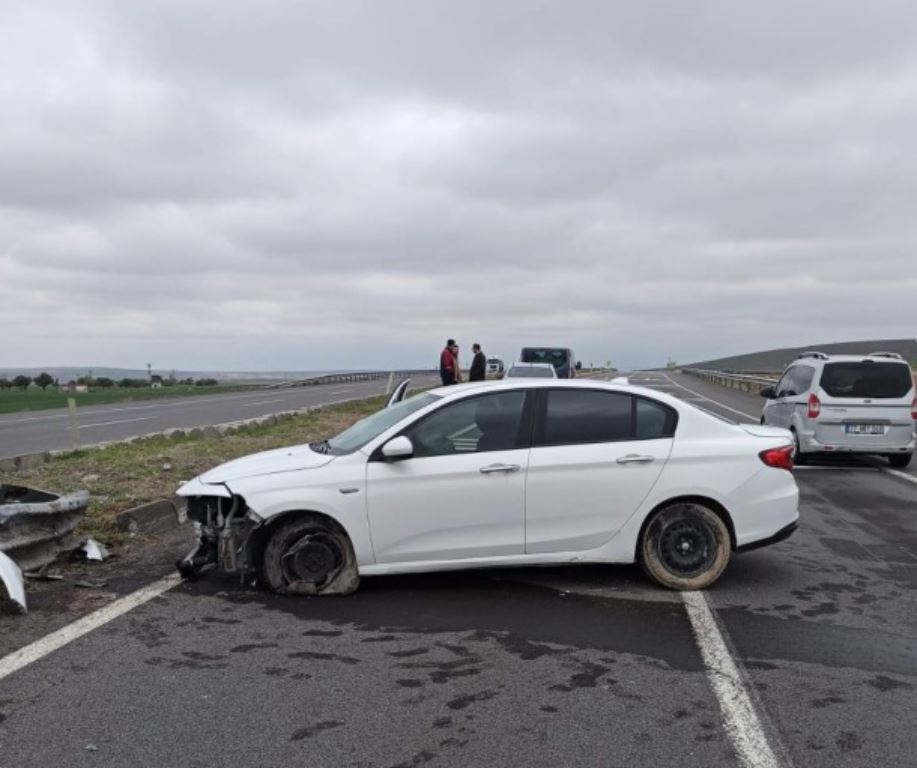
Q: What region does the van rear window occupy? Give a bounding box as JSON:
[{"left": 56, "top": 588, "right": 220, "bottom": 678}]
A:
[
  {"left": 819, "top": 362, "right": 913, "bottom": 399},
  {"left": 521, "top": 348, "right": 568, "bottom": 367}
]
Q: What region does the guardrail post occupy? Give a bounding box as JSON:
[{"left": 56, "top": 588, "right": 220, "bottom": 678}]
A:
[{"left": 67, "top": 397, "right": 80, "bottom": 450}]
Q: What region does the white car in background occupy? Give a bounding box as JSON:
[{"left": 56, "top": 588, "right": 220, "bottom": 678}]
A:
[
  {"left": 504, "top": 362, "right": 557, "bottom": 379},
  {"left": 177, "top": 380, "right": 799, "bottom": 595}
]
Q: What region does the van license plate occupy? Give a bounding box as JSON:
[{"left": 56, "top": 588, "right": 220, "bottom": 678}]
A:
[{"left": 845, "top": 424, "right": 884, "bottom": 435}]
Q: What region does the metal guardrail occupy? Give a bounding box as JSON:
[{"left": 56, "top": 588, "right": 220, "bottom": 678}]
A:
[
  {"left": 683, "top": 368, "right": 779, "bottom": 394},
  {"left": 266, "top": 369, "right": 436, "bottom": 389}
]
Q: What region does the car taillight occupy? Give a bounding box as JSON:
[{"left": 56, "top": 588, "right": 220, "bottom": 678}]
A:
[
  {"left": 912, "top": 397, "right": 917, "bottom": 420},
  {"left": 760, "top": 445, "right": 794, "bottom": 471},
  {"left": 807, "top": 393, "right": 821, "bottom": 419}
]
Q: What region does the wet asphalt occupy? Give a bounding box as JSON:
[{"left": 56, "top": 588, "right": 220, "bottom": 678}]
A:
[{"left": 0, "top": 371, "right": 915, "bottom": 767}]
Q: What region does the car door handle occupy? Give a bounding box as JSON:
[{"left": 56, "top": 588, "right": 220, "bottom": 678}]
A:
[
  {"left": 479, "top": 463, "right": 521, "bottom": 474},
  {"left": 616, "top": 454, "right": 655, "bottom": 465}
]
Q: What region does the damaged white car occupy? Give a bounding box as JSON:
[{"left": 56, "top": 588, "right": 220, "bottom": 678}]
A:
[{"left": 177, "top": 380, "right": 800, "bottom": 595}]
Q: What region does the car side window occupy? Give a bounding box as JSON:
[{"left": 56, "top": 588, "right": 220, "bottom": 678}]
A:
[
  {"left": 635, "top": 397, "right": 678, "bottom": 439},
  {"left": 776, "top": 369, "right": 794, "bottom": 397},
  {"left": 402, "top": 391, "right": 527, "bottom": 458},
  {"left": 538, "top": 390, "right": 633, "bottom": 446},
  {"left": 793, "top": 365, "right": 815, "bottom": 393}
]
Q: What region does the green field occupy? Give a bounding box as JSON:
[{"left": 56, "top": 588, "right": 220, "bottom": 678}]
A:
[{"left": 0, "top": 384, "right": 251, "bottom": 415}]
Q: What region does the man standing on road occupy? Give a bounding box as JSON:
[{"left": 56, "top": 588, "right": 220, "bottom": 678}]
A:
[
  {"left": 469, "top": 343, "right": 487, "bottom": 382},
  {"left": 439, "top": 339, "right": 457, "bottom": 386}
]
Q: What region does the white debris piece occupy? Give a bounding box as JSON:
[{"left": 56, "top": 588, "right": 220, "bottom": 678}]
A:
[
  {"left": 0, "top": 550, "right": 27, "bottom": 613},
  {"left": 80, "top": 538, "right": 110, "bottom": 562}
]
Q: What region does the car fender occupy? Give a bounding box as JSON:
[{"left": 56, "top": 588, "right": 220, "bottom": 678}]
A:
[{"left": 226, "top": 467, "right": 374, "bottom": 566}]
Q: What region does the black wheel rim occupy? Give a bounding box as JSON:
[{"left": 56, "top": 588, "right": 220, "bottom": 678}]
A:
[
  {"left": 657, "top": 517, "right": 717, "bottom": 577},
  {"left": 281, "top": 533, "right": 343, "bottom": 587}
]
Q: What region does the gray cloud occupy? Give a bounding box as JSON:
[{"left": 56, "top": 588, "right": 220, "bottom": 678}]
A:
[{"left": 1, "top": 0, "right": 916, "bottom": 372}]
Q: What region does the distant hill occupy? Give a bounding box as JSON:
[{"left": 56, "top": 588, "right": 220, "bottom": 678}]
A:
[{"left": 689, "top": 338, "right": 917, "bottom": 373}]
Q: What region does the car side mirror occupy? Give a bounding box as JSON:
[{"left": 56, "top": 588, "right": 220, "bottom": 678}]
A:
[
  {"left": 381, "top": 436, "right": 414, "bottom": 460},
  {"left": 760, "top": 386, "right": 776, "bottom": 399}
]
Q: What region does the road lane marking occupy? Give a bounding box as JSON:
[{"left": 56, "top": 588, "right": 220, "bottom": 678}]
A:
[
  {"left": 662, "top": 373, "right": 758, "bottom": 421},
  {"left": 682, "top": 591, "right": 781, "bottom": 768},
  {"left": 78, "top": 416, "right": 157, "bottom": 429},
  {"left": 884, "top": 467, "right": 917, "bottom": 485},
  {"left": 0, "top": 574, "right": 182, "bottom": 682},
  {"left": 240, "top": 399, "right": 285, "bottom": 407}
]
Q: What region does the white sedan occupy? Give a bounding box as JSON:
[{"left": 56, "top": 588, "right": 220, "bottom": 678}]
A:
[{"left": 177, "top": 380, "right": 799, "bottom": 594}]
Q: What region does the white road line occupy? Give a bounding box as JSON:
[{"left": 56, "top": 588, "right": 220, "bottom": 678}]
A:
[
  {"left": 884, "top": 467, "right": 917, "bottom": 485},
  {"left": 662, "top": 373, "right": 758, "bottom": 421},
  {"left": 0, "top": 574, "right": 182, "bottom": 682},
  {"left": 240, "top": 399, "right": 285, "bottom": 407},
  {"left": 682, "top": 591, "right": 781, "bottom": 768},
  {"left": 78, "top": 416, "right": 157, "bottom": 429}
]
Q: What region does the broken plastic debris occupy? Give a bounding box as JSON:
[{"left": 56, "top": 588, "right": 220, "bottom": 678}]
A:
[
  {"left": 0, "top": 550, "right": 27, "bottom": 613},
  {"left": 24, "top": 563, "right": 64, "bottom": 581},
  {"left": 80, "top": 538, "right": 110, "bottom": 562},
  {"left": 75, "top": 578, "right": 109, "bottom": 589}
]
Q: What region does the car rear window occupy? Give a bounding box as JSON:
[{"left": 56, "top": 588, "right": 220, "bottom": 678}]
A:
[
  {"left": 521, "top": 348, "right": 568, "bottom": 367},
  {"left": 819, "top": 362, "right": 914, "bottom": 399}
]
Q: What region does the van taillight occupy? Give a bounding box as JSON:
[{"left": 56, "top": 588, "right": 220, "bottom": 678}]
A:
[
  {"left": 759, "top": 445, "right": 794, "bottom": 470},
  {"left": 912, "top": 397, "right": 917, "bottom": 420},
  {"left": 807, "top": 393, "right": 821, "bottom": 419}
]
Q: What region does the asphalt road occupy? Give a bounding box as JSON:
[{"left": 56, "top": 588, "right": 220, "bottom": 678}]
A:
[
  {"left": 0, "top": 371, "right": 915, "bottom": 767},
  {"left": 0, "top": 376, "right": 440, "bottom": 459}
]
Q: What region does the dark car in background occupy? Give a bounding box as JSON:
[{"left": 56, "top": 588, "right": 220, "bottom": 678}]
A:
[{"left": 520, "top": 347, "right": 577, "bottom": 379}]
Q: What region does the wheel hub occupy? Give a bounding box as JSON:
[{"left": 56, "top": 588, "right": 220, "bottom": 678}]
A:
[
  {"left": 658, "top": 519, "right": 715, "bottom": 576},
  {"left": 281, "top": 533, "right": 343, "bottom": 585}
]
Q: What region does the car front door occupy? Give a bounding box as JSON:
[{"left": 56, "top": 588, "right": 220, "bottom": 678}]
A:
[
  {"left": 366, "top": 390, "right": 532, "bottom": 564},
  {"left": 525, "top": 389, "right": 674, "bottom": 554}
]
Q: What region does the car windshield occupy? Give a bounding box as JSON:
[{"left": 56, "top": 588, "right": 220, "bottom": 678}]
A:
[
  {"left": 507, "top": 366, "right": 553, "bottom": 378},
  {"left": 521, "top": 348, "right": 567, "bottom": 367},
  {"left": 326, "top": 393, "right": 440, "bottom": 454},
  {"left": 819, "top": 362, "right": 913, "bottom": 399}
]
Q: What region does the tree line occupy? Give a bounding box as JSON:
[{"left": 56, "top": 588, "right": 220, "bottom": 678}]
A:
[{"left": 0, "top": 374, "right": 221, "bottom": 391}]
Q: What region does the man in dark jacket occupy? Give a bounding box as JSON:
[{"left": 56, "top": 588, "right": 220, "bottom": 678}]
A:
[
  {"left": 439, "top": 339, "right": 457, "bottom": 385},
  {"left": 469, "top": 343, "right": 487, "bottom": 382}
]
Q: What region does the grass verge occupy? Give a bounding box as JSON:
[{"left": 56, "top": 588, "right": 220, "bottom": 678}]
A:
[{"left": 2, "top": 396, "right": 385, "bottom": 545}]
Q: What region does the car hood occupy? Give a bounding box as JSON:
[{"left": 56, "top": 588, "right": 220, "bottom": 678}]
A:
[{"left": 197, "top": 444, "right": 335, "bottom": 484}]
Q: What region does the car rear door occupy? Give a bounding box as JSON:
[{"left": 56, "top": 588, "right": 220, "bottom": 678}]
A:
[{"left": 524, "top": 389, "right": 675, "bottom": 554}]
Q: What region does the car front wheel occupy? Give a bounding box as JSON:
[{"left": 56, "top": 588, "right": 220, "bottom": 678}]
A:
[
  {"left": 639, "top": 502, "right": 731, "bottom": 590},
  {"left": 262, "top": 516, "right": 360, "bottom": 596}
]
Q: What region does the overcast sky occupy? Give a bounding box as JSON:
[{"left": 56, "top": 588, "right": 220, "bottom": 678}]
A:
[{"left": 2, "top": 1, "right": 915, "bottom": 372}]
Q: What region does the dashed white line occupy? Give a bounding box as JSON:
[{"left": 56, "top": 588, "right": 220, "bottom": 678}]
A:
[
  {"left": 682, "top": 591, "right": 781, "bottom": 768},
  {"left": 0, "top": 574, "right": 182, "bottom": 682},
  {"left": 78, "top": 416, "right": 157, "bottom": 429},
  {"left": 662, "top": 373, "right": 758, "bottom": 421},
  {"left": 240, "top": 399, "right": 285, "bottom": 407}
]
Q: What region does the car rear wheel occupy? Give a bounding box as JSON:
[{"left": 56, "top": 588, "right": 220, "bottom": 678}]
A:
[
  {"left": 639, "top": 502, "right": 731, "bottom": 590},
  {"left": 888, "top": 454, "right": 912, "bottom": 468},
  {"left": 262, "top": 516, "right": 359, "bottom": 596}
]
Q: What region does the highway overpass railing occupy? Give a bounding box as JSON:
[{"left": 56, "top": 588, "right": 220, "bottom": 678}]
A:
[{"left": 683, "top": 368, "right": 779, "bottom": 395}]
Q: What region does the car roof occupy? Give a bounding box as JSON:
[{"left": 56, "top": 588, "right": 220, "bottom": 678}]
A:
[
  {"left": 426, "top": 377, "right": 667, "bottom": 400},
  {"left": 792, "top": 354, "right": 910, "bottom": 365}
]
